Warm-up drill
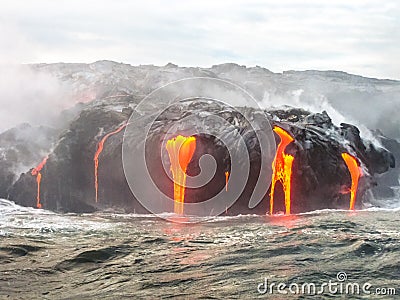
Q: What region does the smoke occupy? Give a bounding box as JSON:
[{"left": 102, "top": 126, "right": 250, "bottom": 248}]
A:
[
  {"left": 260, "top": 87, "right": 383, "bottom": 145},
  {"left": 260, "top": 88, "right": 346, "bottom": 124},
  {"left": 0, "top": 64, "right": 74, "bottom": 133},
  {"left": 297, "top": 76, "right": 400, "bottom": 142},
  {"left": 0, "top": 21, "right": 77, "bottom": 133}
]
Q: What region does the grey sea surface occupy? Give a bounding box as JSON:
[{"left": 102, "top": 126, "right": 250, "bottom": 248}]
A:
[{"left": 0, "top": 199, "right": 399, "bottom": 299}]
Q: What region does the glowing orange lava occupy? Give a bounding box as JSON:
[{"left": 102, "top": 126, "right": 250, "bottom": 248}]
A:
[
  {"left": 31, "top": 156, "right": 48, "bottom": 208},
  {"left": 166, "top": 135, "right": 197, "bottom": 215},
  {"left": 225, "top": 171, "right": 229, "bottom": 191},
  {"left": 270, "top": 126, "right": 294, "bottom": 215},
  {"left": 341, "top": 152, "right": 362, "bottom": 210},
  {"left": 94, "top": 123, "right": 127, "bottom": 202}
]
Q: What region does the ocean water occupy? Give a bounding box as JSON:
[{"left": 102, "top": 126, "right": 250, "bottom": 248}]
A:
[{"left": 0, "top": 199, "right": 399, "bottom": 299}]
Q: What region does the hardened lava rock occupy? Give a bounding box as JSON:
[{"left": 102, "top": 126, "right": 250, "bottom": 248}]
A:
[{"left": 4, "top": 99, "right": 397, "bottom": 214}]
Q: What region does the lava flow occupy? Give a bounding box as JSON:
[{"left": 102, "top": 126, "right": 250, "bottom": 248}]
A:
[
  {"left": 31, "top": 156, "right": 48, "bottom": 208},
  {"left": 94, "top": 123, "right": 127, "bottom": 202},
  {"left": 165, "top": 135, "right": 197, "bottom": 215},
  {"left": 341, "top": 152, "right": 362, "bottom": 210},
  {"left": 270, "top": 126, "right": 295, "bottom": 215},
  {"left": 225, "top": 171, "right": 229, "bottom": 191}
]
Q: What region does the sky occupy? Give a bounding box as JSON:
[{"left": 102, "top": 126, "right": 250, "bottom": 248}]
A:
[{"left": 0, "top": 0, "right": 399, "bottom": 79}]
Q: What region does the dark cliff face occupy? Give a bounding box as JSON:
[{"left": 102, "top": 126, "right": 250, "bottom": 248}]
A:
[
  {"left": 4, "top": 98, "right": 396, "bottom": 215},
  {"left": 8, "top": 107, "right": 133, "bottom": 213}
]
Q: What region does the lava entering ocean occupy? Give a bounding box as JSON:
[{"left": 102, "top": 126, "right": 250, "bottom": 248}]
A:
[
  {"left": 341, "top": 152, "right": 362, "bottom": 210},
  {"left": 225, "top": 171, "right": 229, "bottom": 192},
  {"left": 94, "top": 123, "right": 127, "bottom": 202},
  {"left": 165, "top": 135, "right": 197, "bottom": 215},
  {"left": 270, "top": 126, "right": 295, "bottom": 215},
  {"left": 31, "top": 156, "right": 48, "bottom": 208}
]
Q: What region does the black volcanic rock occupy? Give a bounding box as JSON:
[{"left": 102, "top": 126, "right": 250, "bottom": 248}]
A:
[{"left": 5, "top": 97, "right": 396, "bottom": 215}]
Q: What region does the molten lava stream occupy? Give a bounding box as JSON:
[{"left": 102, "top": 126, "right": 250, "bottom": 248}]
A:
[
  {"left": 166, "top": 135, "right": 197, "bottom": 215},
  {"left": 225, "top": 171, "right": 230, "bottom": 191},
  {"left": 94, "top": 123, "right": 127, "bottom": 202},
  {"left": 31, "top": 156, "right": 48, "bottom": 208},
  {"left": 341, "top": 152, "right": 362, "bottom": 210},
  {"left": 270, "top": 126, "right": 294, "bottom": 215}
]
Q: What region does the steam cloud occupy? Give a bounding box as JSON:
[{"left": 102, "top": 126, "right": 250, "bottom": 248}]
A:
[{"left": 0, "top": 64, "right": 73, "bottom": 133}]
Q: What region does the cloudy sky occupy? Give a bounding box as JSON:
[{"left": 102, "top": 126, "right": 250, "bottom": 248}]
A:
[{"left": 0, "top": 0, "right": 399, "bottom": 79}]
